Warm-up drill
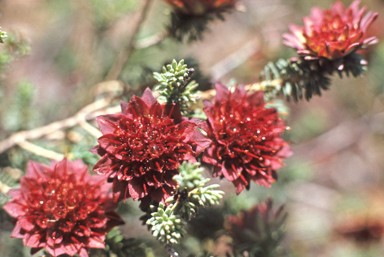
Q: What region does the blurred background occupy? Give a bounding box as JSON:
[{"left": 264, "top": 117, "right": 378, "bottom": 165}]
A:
[{"left": 1, "top": 0, "right": 384, "bottom": 256}]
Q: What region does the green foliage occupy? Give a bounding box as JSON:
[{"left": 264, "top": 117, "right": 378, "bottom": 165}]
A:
[
  {"left": 166, "top": 185, "right": 218, "bottom": 222},
  {"left": 0, "top": 28, "right": 7, "bottom": 43},
  {"left": 228, "top": 199, "right": 287, "bottom": 257},
  {"left": 147, "top": 202, "right": 186, "bottom": 245},
  {"left": 0, "top": 51, "right": 11, "bottom": 76},
  {"left": 0, "top": 167, "right": 21, "bottom": 207},
  {"left": 166, "top": 162, "right": 223, "bottom": 221},
  {"left": 173, "top": 161, "right": 206, "bottom": 191},
  {"left": 168, "top": 10, "right": 229, "bottom": 42},
  {"left": 145, "top": 162, "right": 223, "bottom": 246},
  {"left": 153, "top": 59, "right": 197, "bottom": 114},
  {"left": 0, "top": 32, "right": 31, "bottom": 139},
  {"left": 90, "top": 227, "right": 149, "bottom": 257},
  {"left": 335, "top": 53, "right": 367, "bottom": 78},
  {"left": 66, "top": 129, "right": 100, "bottom": 167},
  {"left": 260, "top": 59, "right": 330, "bottom": 102},
  {"left": 68, "top": 142, "right": 100, "bottom": 168},
  {"left": 90, "top": 0, "right": 139, "bottom": 30},
  {"left": 0, "top": 31, "right": 30, "bottom": 77},
  {"left": 260, "top": 53, "right": 367, "bottom": 102},
  {"left": 4, "top": 31, "right": 31, "bottom": 58},
  {"left": 189, "top": 184, "right": 223, "bottom": 208},
  {"left": 2, "top": 81, "right": 36, "bottom": 132}
]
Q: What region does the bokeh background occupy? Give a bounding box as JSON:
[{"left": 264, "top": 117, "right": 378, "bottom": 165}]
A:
[{"left": 1, "top": 0, "right": 384, "bottom": 256}]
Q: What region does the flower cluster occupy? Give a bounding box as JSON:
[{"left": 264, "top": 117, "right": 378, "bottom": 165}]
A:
[
  {"left": 201, "top": 83, "right": 292, "bottom": 194},
  {"left": 225, "top": 198, "right": 286, "bottom": 255},
  {"left": 283, "top": 1, "right": 378, "bottom": 60},
  {"left": 91, "top": 88, "right": 211, "bottom": 208},
  {"left": 165, "top": 0, "right": 238, "bottom": 16},
  {"left": 3, "top": 159, "right": 124, "bottom": 257},
  {"left": 1, "top": 0, "right": 381, "bottom": 255}
]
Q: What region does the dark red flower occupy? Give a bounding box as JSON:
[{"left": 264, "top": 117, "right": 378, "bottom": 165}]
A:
[
  {"left": 91, "top": 88, "right": 211, "bottom": 206},
  {"left": 202, "top": 83, "right": 292, "bottom": 194},
  {"left": 3, "top": 158, "right": 124, "bottom": 257},
  {"left": 283, "top": 1, "right": 378, "bottom": 60},
  {"left": 165, "top": 0, "right": 238, "bottom": 16},
  {"left": 225, "top": 198, "right": 286, "bottom": 253}
]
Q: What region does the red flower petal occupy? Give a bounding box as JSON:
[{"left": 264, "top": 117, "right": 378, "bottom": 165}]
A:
[
  {"left": 4, "top": 158, "right": 124, "bottom": 257},
  {"left": 202, "top": 85, "right": 291, "bottom": 194},
  {"left": 283, "top": 0, "right": 378, "bottom": 60},
  {"left": 93, "top": 154, "right": 115, "bottom": 176},
  {"left": 142, "top": 87, "right": 158, "bottom": 106},
  {"left": 96, "top": 114, "right": 126, "bottom": 135},
  {"left": 10, "top": 222, "right": 24, "bottom": 238},
  {"left": 128, "top": 177, "right": 148, "bottom": 200},
  {"left": 3, "top": 201, "right": 28, "bottom": 218},
  {"left": 128, "top": 95, "right": 149, "bottom": 118},
  {"left": 91, "top": 88, "right": 211, "bottom": 205}
]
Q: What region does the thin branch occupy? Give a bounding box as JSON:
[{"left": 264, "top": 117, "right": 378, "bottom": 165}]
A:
[
  {"left": 0, "top": 80, "right": 281, "bottom": 156},
  {"left": 17, "top": 141, "right": 65, "bottom": 161},
  {"left": 77, "top": 120, "right": 102, "bottom": 138},
  {"left": 105, "top": 0, "right": 154, "bottom": 81},
  {"left": 0, "top": 181, "right": 11, "bottom": 194},
  {"left": 0, "top": 97, "right": 110, "bottom": 154},
  {"left": 209, "top": 39, "right": 261, "bottom": 81},
  {"left": 134, "top": 31, "right": 169, "bottom": 49},
  {"left": 198, "top": 79, "right": 282, "bottom": 100},
  {"left": 165, "top": 244, "right": 179, "bottom": 257}
]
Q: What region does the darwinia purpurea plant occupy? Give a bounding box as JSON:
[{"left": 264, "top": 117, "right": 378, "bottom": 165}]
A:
[{"left": 0, "top": 1, "right": 380, "bottom": 256}]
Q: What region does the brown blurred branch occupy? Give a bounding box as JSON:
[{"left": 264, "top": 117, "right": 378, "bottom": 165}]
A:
[
  {"left": 0, "top": 97, "right": 111, "bottom": 155},
  {"left": 17, "top": 141, "right": 65, "bottom": 161},
  {"left": 293, "top": 111, "right": 384, "bottom": 162},
  {"left": 0, "top": 180, "right": 11, "bottom": 194},
  {"left": 199, "top": 79, "right": 282, "bottom": 101},
  {"left": 105, "top": 0, "right": 154, "bottom": 81},
  {"left": 0, "top": 79, "right": 280, "bottom": 157},
  {"left": 134, "top": 31, "right": 169, "bottom": 49}
]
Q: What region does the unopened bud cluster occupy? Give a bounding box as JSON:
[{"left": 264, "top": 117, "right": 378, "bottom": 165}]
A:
[
  {"left": 146, "top": 202, "right": 186, "bottom": 244},
  {"left": 154, "top": 59, "right": 197, "bottom": 110},
  {"left": 173, "top": 161, "right": 206, "bottom": 191}
]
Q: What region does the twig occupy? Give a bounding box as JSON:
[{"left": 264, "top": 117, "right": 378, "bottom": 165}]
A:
[
  {"left": 17, "top": 141, "right": 65, "bottom": 161},
  {"left": 0, "top": 79, "right": 282, "bottom": 156},
  {"left": 134, "top": 31, "right": 169, "bottom": 49},
  {"left": 77, "top": 120, "right": 102, "bottom": 138},
  {"left": 165, "top": 244, "right": 179, "bottom": 257},
  {"left": 105, "top": 0, "right": 154, "bottom": 81},
  {"left": 292, "top": 114, "right": 379, "bottom": 162},
  {"left": 0, "top": 98, "right": 111, "bottom": 154},
  {"left": 0, "top": 181, "right": 11, "bottom": 194},
  {"left": 209, "top": 39, "right": 261, "bottom": 81},
  {"left": 198, "top": 79, "right": 282, "bottom": 100}
]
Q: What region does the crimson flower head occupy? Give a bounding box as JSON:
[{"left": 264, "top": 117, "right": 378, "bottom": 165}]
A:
[
  {"left": 165, "top": 0, "right": 238, "bottom": 16},
  {"left": 202, "top": 83, "right": 292, "bottom": 194},
  {"left": 3, "top": 158, "right": 124, "bottom": 257},
  {"left": 91, "top": 88, "right": 211, "bottom": 207},
  {"left": 283, "top": 1, "right": 378, "bottom": 60}
]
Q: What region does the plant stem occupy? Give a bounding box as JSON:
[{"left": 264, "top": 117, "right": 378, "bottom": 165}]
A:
[
  {"left": 198, "top": 79, "right": 282, "bottom": 100},
  {"left": 0, "top": 80, "right": 281, "bottom": 157},
  {"left": 166, "top": 244, "right": 179, "bottom": 257},
  {"left": 135, "top": 31, "right": 169, "bottom": 49},
  {"left": 105, "top": 0, "right": 154, "bottom": 81},
  {"left": 0, "top": 97, "right": 111, "bottom": 154}
]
